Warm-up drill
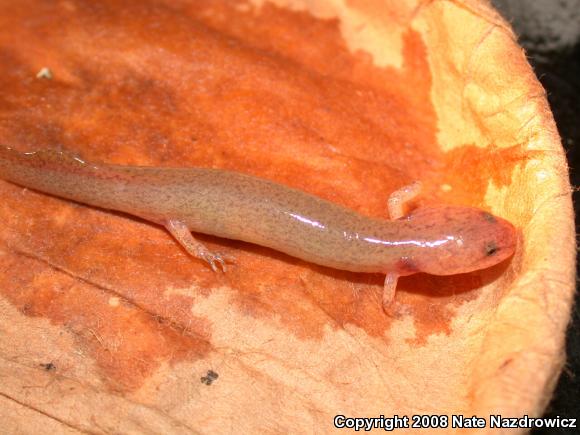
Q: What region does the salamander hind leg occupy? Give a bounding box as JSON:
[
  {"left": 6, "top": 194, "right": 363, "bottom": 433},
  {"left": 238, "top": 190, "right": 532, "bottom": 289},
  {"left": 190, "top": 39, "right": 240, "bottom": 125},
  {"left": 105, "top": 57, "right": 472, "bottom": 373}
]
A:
[
  {"left": 165, "top": 219, "right": 235, "bottom": 272},
  {"left": 387, "top": 181, "right": 422, "bottom": 220}
]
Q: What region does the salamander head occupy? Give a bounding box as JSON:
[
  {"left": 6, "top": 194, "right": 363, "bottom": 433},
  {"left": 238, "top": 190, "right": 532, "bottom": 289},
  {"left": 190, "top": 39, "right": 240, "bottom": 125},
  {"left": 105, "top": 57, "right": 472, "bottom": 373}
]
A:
[{"left": 405, "top": 206, "right": 517, "bottom": 276}]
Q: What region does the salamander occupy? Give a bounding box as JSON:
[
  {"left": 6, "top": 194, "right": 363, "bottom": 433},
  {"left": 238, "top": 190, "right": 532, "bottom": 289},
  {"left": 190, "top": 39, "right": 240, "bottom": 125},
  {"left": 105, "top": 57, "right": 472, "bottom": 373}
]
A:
[{"left": 0, "top": 145, "right": 517, "bottom": 309}]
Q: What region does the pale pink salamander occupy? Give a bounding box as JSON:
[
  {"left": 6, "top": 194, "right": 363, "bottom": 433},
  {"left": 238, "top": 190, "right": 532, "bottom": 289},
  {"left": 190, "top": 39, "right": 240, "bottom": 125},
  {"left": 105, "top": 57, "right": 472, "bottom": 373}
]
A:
[{"left": 0, "top": 146, "right": 516, "bottom": 310}]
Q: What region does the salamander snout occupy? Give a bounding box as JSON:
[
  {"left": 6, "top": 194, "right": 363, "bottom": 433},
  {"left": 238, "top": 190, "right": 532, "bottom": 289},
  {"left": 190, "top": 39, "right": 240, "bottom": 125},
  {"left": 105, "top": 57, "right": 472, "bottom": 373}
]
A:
[{"left": 408, "top": 206, "right": 517, "bottom": 276}]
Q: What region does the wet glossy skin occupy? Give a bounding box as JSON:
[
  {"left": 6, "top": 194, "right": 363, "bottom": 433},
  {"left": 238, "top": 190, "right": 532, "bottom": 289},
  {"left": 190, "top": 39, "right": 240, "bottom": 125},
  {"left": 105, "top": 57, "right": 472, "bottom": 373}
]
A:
[{"left": 0, "top": 146, "right": 516, "bottom": 277}]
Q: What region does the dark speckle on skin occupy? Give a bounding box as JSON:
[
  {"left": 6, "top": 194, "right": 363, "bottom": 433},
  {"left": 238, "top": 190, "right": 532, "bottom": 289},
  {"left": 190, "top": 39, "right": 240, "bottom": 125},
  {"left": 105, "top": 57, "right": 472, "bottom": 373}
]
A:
[
  {"left": 482, "top": 212, "right": 497, "bottom": 223},
  {"left": 397, "top": 257, "right": 418, "bottom": 273},
  {"left": 485, "top": 242, "right": 498, "bottom": 256}
]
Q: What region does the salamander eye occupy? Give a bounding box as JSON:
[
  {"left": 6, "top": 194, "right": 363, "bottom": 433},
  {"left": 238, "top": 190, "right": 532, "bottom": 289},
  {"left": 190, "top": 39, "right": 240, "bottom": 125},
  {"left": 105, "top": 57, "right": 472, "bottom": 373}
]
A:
[{"left": 485, "top": 242, "right": 498, "bottom": 256}]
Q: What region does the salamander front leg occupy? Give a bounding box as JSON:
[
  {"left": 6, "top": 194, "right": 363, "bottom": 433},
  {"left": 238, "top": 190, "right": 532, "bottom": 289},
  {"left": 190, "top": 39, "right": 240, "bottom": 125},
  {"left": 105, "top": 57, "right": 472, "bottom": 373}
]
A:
[
  {"left": 387, "top": 180, "right": 422, "bottom": 220},
  {"left": 383, "top": 272, "right": 412, "bottom": 317},
  {"left": 165, "top": 219, "right": 235, "bottom": 272}
]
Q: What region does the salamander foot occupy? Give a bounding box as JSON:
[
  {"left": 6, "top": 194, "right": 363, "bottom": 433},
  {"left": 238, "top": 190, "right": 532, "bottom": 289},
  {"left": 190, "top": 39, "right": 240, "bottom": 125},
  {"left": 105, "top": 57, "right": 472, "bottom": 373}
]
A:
[
  {"left": 165, "top": 219, "right": 235, "bottom": 272},
  {"left": 387, "top": 181, "right": 422, "bottom": 220}
]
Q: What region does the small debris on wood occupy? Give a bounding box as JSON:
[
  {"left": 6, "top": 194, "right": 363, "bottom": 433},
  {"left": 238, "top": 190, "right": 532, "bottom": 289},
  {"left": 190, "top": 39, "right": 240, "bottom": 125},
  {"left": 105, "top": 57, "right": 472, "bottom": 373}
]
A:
[{"left": 36, "top": 67, "right": 53, "bottom": 79}]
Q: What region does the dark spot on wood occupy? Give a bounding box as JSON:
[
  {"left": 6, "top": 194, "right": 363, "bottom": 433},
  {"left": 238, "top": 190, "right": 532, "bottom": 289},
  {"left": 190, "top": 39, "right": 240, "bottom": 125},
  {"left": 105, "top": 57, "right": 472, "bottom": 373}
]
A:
[
  {"left": 499, "top": 358, "right": 513, "bottom": 369},
  {"left": 40, "top": 362, "right": 56, "bottom": 371},
  {"left": 201, "top": 369, "right": 219, "bottom": 385}
]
